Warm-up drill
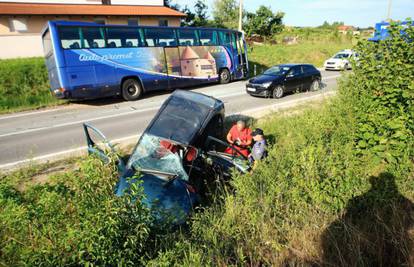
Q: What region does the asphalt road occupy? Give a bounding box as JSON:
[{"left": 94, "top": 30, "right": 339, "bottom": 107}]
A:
[{"left": 0, "top": 70, "right": 342, "bottom": 169}]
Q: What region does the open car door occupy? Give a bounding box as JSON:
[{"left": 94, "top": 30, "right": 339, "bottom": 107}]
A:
[
  {"left": 204, "top": 136, "right": 251, "bottom": 175},
  {"left": 83, "top": 123, "right": 126, "bottom": 173}
]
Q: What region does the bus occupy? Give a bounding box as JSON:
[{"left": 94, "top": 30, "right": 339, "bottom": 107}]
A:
[
  {"left": 369, "top": 21, "right": 413, "bottom": 42},
  {"left": 41, "top": 21, "right": 249, "bottom": 101}
]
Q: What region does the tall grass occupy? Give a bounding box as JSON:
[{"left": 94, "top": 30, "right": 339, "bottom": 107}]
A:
[{"left": 0, "top": 58, "right": 64, "bottom": 114}]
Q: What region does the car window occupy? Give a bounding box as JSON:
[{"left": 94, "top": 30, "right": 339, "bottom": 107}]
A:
[
  {"left": 289, "top": 66, "right": 302, "bottom": 76},
  {"left": 263, "top": 66, "right": 290, "bottom": 76},
  {"left": 333, "top": 53, "right": 351, "bottom": 59},
  {"left": 303, "top": 65, "right": 316, "bottom": 73}
]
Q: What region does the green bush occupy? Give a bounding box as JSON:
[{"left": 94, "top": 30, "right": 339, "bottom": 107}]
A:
[
  {"left": 0, "top": 157, "right": 152, "bottom": 266},
  {"left": 0, "top": 57, "right": 62, "bottom": 113},
  {"left": 348, "top": 22, "right": 414, "bottom": 163}
]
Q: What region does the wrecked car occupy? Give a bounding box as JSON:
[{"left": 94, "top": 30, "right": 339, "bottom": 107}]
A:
[{"left": 83, "top": 90, "right": 250, "bottom": 224}]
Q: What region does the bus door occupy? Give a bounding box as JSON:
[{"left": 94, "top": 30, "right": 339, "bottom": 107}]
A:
[
  {"left": 238, "top": 32, "right": 249, "bottom": 78},
  {"left": 231, "top": 32, "right": 244, "bottom": 80},
  {"left": 164, "top": 46, "right": 184, "bottom": 89}
]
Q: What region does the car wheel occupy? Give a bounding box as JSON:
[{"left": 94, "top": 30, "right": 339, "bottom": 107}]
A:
[
  {"left": 219, "top": 69, "right": 231, "bottom": 84},
  {"left": 272, "top": 85, "right": 284, "bottom": 99},
  {"left": 310, "top": 79, "right": 321, "bottom": 91},
  {"left": 343, "top": 63, "right": 349, "bottom": 71},
  {"left": 122, "top": 78, "right": 142, "bottom": 101}
]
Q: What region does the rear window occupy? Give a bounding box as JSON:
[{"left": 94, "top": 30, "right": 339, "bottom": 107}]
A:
[{"left": 42, "top": 30, "right": 52, "bottom": 56}]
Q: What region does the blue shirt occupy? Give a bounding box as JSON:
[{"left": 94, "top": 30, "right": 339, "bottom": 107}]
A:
[{"left": 251, "top": 139, "right": 267, "bottom": 161}]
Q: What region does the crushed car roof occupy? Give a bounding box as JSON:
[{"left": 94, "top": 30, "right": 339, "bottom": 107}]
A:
[{"left": 145, "top": 90, "right": 223, "bottom": 145}]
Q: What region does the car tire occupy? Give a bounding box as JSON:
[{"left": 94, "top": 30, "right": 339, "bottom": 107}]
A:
[
  {"left": 122, "top": 78, "right": 142, "bottom": 101},
  {"left": 219, "top": 69, "right": 231, "bottom": 84},
  {"left": 272, "top": 85, "right": 284, "bottom": 99},
  {"left": 310, "top": 79, "right": 321, "bottom": 91},
  {"left": 343, "top": 63, "right": 349, "bottom": 71}
]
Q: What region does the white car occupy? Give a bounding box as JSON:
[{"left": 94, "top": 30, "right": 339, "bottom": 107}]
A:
[{"left": 324, "top": 50, "right": 358, "bottom": 71}]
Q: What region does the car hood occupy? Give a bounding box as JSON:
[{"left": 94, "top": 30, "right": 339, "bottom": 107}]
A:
[
  {"left": 249, "top": 74, "right": 282, "bottom": 84},
  {"left": 145, "top": 90, "right": 222, "bottom": 145},
  {"left": 326, "top": 58, "right": 347, "bottom": 64},
  {"left": 116, "top": 170, "right": 197, "bottom": 224}
]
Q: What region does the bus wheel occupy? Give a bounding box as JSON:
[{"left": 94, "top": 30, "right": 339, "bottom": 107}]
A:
[
  {"left": 122, "top": 79, "right": 142, "bottom": 101},
  {"left": 219, "top": 69, "right": 231, "bottom": 84}
]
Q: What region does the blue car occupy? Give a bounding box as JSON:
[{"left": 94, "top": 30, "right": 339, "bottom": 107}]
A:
[{"left": 83, "top": 90, "right": 250, "bottom": 224}]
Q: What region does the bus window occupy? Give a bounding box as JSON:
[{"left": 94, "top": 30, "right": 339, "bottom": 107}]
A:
[
  {"left": 59, "top": 26, "right": 81, "bottom": 49},
  {"left": 218, "top": 31, "right": 231, "bottom": 46},
  {"left": 82, "top": 27, "right": 106, "bottom": 48},
  {"left": 106, "top": 27, "right": 141, "bottom": 48},
  {"left": 177, "top": 29, "right": 199, "bottom": 46},
  {"left": 144, "top": 28, "right": 177, "bottom": 47},
  {"left": 199, "top": 30, "right": 218, "bottom": 45}
]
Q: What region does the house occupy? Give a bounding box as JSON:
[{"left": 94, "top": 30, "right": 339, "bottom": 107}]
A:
[
  {"left": 0, "top": 0, "right": 185, "bottom": 59},
  {"left": 180, "top": 46, "right": 217, "bottom": 77},
  {"left": 337, "top": 25, "right": 356, "bottom": 34}
]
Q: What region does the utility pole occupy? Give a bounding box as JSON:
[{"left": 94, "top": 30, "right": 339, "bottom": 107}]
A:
[
  {"left": 387, "top": 0, "right": 392, "bottom": 21},
  {"left": 238, "top": 0, "right": 243, "bottom": 32}
]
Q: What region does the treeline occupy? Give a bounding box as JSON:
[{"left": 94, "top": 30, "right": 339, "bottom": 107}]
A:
[{"left": 165, "top": 0, "right": 285, "bottom": 37}]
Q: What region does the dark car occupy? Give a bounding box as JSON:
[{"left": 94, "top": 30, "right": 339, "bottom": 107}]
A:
[
  {"left": 246, "top": 64, "right": 321, "bottom": 98},
  {"left": 83, "top": 90, "right": 250, "bottom": 224}
]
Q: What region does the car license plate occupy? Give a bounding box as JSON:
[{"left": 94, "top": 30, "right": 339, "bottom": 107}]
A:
[{"left": 247, "top": 87, "right": 256, "bottom": 92}]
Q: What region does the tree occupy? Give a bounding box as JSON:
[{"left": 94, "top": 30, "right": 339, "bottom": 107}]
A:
[
  {"left": 194, "top": 0, "right": 209, "bottom": 26},
  {"left": 181, "top": 0, "right": 209, "bottom": 27},
  {"left": 212, "top": 0, "right": 239, "bottom": 29},
  {"left": 164, "top": 0, "right": 180, "bottom": 11},
  {"left": 244, "top": 6, "right": 284, "bottom": 37}
]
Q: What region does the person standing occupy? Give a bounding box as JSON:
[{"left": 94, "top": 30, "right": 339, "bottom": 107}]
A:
[{"left": 225, "top": 120, "right": 252, "bottom": 157}]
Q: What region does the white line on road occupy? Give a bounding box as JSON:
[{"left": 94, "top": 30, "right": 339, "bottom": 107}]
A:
[
  {"left": 0, "top": 134, "right": 140, "bottom": 170},
  {"left": 0, "top": 89, "right": 338, "bottom": 171},
  {"left": 0, "top": 75, "right": 341, "bottom": 139}
]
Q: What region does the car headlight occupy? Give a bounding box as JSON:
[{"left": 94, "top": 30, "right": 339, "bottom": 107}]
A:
[{"left": 262, "top": 82, "right": 272, "bottom": 88}]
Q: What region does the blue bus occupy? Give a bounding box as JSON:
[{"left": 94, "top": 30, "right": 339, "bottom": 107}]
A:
[
  {"left": 42, "top": 21, "right": 249, "bottom": 101},
  {"left": 369, "top": 21, "right": 413, "bottom": 42}
]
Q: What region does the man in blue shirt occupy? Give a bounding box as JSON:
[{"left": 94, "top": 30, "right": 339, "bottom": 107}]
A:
[{"left": 248, "top": 128, "right": 267, "bottom": 165}]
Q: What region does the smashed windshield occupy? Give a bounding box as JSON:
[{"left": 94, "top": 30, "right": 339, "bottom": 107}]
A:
[
  {"left": 128, "top": 133, "right": 189, "bottom": 181},
  {"left": 263, "top": 66, "right": 290, "bottom": 76},
  {"left": 333, "top": 53, "right": 351, "bottom": 59}
]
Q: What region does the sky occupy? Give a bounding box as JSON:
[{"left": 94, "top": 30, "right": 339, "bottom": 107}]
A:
[{"left": 173, "top": 0, "right": 414, "bottom": 27}]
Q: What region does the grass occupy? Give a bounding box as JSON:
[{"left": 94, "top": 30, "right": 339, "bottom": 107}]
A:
[
  {"left": 1, "top": 88, "right": 413, "bottom": 265},
  {"left": 0, "top": 29, "right": 352, "bottom": 114},
  {"left": 0, "top": 58, "right": 66, "bottom": 114}
]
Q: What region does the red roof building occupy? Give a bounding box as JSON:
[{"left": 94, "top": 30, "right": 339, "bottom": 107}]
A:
[{"left": 0, "top": 0, "right": 185, "bottom": 59}]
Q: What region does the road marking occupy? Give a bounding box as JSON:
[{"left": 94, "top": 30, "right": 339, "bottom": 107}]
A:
[
  {"left": 0, "top": 134, "right": 140, "bottom": 170},
  {"left": 0, "top": 75, "right": 341, "bottom": 139},
  {"left": 0, "top": 89, "right": 338, "bottom": 171},
  {"left": 0, "top": 107, "right": 64, "bottom": 121}
]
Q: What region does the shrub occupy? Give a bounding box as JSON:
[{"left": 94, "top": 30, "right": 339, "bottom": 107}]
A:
[
  {"left": 349, "top": 21, "right": 414, "bottom": 163},
  {"left": 0, "top": 156, "right": 152, "bottom": 266}
]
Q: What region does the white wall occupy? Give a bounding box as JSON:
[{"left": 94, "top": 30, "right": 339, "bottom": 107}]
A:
[
  {"left": 0, "top": 0, "right": 164, "bottom": 5},
  {"left": 0, "top": 35, "right": 43, "bottom": 59}
]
